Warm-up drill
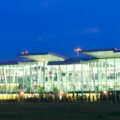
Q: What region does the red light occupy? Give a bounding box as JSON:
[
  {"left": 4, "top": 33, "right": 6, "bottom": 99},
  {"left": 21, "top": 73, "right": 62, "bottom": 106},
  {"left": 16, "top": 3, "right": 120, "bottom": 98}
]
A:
[
  {"left": 49, "top": 73, "right": 52, "bottom": 77},
  {"left": 25, "top": 51, "right": 28, "bottom": 54}
]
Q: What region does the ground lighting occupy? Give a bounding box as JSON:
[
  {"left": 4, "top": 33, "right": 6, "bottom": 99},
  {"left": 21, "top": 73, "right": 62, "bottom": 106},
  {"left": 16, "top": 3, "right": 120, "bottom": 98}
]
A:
[
  {"left": 59, "top": 91, "right": 64, "bottom": 95},
  {"left": 19, "top": 91, "right": 25, "bottom": 96},
  {"left": 103, "top": 90, "right": 108, "bottom": 95}
]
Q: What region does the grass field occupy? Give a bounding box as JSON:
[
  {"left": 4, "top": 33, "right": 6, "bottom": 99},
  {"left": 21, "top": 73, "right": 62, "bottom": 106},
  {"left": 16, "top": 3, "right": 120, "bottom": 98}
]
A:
[{"left": 0, "top": 103, "right": 120, "bottom": 120}]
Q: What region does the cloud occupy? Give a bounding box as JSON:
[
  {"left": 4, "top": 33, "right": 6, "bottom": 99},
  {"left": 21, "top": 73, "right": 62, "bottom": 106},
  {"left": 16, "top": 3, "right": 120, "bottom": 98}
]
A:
[{"left": 80, "top": 28, "right": 100, "bottom": 34}]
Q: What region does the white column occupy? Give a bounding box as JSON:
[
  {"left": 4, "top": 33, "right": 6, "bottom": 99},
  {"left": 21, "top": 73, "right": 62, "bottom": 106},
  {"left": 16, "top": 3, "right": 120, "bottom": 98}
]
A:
[
  {"left": 59, "top": 65, "right": 64, "bottom": 92},
  {"left": 23, "top": 66, "right": 25, "bottom": 91},
  {"left": 65, "top": 65, "right": 68, "bottom": 93},
  {"left": 81, "top": 64, "right": 84, "bottom": 94},
  {"left": 30, "top": 65, "right": 34, "bottom": 93},
  {"left": 114, "top": 58, "right": 116, "bottom": 102},
  {"left": 43, "top": 61, "right": 45, "bottom": 92},
  {"left": 90, "top": 61, "right": 96, "bottom": 94},
  {"left": 3, "top": 66, "right": 7, "bottom": 93},
  {"left": 37, "top": 62, "right": 39, "bottom": 92}
]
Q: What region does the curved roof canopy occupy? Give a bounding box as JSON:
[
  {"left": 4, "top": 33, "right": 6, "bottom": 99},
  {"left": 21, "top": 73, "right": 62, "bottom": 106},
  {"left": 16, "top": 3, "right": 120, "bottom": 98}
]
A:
[
  {"left": 48, "top": 53, "right": 96, "bottom": 65},
  {"left": 81, "top": 48, "right": 120, "bottom": 59},
  {"left": 18, "top": 52, "right": 66, "bottom": 62}
]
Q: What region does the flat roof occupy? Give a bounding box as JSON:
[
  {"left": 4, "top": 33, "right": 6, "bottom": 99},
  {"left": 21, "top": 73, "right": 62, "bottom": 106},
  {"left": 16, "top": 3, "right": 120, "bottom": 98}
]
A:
[
  {"left": 81, "top": 48, "right": 120, "bottom": 59},
  {"left": 18, "top": 52, "right": 66, "bottom": 62}
]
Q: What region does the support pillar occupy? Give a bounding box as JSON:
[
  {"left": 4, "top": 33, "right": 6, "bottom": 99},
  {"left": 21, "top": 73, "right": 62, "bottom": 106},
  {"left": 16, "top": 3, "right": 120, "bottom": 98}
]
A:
[
  {"left": 43, "top": 61, "right": 45, "bottom": 93},
  {"left": 3, "top": 66, "right": 7, "bottom": 93},
  {"left": 114, "top": 58, "right": 117, "bottom": 102}
]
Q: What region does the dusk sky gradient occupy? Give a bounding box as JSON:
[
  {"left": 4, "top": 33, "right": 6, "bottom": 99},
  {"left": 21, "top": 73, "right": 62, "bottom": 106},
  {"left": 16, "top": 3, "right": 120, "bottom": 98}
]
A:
[{"left": 0, "top": 0, "right": 120, "bottom": 60}]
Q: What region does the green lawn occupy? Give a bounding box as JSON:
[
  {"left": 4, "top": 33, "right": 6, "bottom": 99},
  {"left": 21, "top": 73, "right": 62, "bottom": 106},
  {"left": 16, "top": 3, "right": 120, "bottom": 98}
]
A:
[{"left": 0, "top": 103, "right": 120, "bottom": 120}]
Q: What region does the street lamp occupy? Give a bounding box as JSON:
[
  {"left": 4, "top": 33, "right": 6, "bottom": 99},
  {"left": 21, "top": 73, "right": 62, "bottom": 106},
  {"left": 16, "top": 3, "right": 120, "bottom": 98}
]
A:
[{"left": 75, "top": 48, "right": 82, "bottom": 57}]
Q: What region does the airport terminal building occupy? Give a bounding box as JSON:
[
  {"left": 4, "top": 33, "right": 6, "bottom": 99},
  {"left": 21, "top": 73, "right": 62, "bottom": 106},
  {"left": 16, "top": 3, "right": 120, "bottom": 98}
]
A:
[{"left": 0, "top": 48, "right": 120, "bottom": 97}]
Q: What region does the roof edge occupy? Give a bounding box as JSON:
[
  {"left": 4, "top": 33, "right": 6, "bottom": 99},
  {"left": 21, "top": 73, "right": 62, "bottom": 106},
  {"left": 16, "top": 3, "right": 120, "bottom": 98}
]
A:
[
  {"left": 18, "top": 52, "right": 67, "bottom": 60},
  {"left": 80, "top": 48, "right": 117, "bottom": 52}
]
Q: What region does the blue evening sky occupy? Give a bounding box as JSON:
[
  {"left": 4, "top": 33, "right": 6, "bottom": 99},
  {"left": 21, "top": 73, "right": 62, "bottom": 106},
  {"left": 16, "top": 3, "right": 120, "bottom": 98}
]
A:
[{"left": 0, "top": 0, "right": 120, "bottom": 60}]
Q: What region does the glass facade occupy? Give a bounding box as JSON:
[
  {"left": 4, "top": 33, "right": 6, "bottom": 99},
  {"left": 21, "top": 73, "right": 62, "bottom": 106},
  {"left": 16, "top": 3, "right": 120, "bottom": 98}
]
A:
[{"left": 0, "top": 56, "right": 120, "bottom": 94}]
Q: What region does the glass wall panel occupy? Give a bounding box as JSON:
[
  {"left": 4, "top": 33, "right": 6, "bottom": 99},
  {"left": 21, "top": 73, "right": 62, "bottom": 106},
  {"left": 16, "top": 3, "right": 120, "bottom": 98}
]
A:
[{"left": 114, "top": 58, "right": 120, "bottom": 91}]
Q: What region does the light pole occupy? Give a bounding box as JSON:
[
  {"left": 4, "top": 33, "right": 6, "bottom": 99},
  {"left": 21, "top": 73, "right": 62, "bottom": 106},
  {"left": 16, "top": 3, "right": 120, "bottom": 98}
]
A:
[{"left": 75, "top": 48, "right": 82, "bottom": 57}]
